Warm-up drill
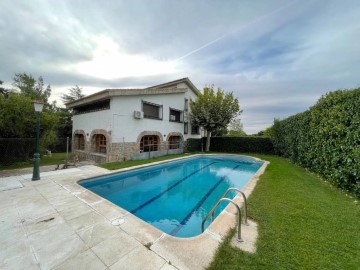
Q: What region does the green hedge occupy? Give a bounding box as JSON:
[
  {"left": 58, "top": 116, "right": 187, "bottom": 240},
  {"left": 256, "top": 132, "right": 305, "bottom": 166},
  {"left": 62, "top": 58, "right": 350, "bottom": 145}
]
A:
[
  {"left": 186, "top": 136, "right": 274, "bottom": 154},
  {"left": 272, "top": 87, "right": 360, "bottom": 196},
  {"left": 185, "top": 138, "right": 202, "bottom": 152},
  {"left": 209, "top": 136, "right": 274, "bottom": 154}
]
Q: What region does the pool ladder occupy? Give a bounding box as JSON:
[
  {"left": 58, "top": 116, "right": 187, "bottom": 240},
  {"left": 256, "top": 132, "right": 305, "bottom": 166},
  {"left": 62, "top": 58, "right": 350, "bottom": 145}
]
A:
[{"left": 201, "top": 188, "right": 248, "bottom": 242}]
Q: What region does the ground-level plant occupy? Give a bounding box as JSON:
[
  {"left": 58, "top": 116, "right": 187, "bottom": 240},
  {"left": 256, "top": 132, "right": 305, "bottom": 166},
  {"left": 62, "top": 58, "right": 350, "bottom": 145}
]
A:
[{"left": 207, "top": 154, "right": 359, "bottom": 269}]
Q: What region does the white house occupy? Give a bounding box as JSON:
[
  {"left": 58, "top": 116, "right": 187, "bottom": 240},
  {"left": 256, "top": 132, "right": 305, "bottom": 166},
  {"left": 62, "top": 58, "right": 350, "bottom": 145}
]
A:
[{"left": 66, "top": 78, "right": 202, "bottom": 163}]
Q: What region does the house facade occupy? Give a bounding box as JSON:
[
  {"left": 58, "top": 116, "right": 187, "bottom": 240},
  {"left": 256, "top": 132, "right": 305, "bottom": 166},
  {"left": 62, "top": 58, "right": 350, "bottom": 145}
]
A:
[{"left": 66, "top": 78, "right": 202, "bottom": 163}]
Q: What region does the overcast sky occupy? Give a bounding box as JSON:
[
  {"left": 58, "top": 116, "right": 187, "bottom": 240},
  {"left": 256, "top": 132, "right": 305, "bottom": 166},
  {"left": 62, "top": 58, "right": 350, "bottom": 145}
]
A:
[{"left": 1, "top": 0, "right": 360, "bottom": 134}]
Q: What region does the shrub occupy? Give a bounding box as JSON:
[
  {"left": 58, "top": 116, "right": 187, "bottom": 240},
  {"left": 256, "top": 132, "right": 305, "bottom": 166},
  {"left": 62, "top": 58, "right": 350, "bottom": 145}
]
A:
[
  {"left": 185, "top": 138, "right": 202, "bottom": 152},
  {"left": 209, "top": 136, "right": 274, "bottom": 154},
  {"left": 272, "top": 87, "right": 360, "bottom": 196},
  {"left": 185, "top": 136, "right": 274, "bottom": 154}
]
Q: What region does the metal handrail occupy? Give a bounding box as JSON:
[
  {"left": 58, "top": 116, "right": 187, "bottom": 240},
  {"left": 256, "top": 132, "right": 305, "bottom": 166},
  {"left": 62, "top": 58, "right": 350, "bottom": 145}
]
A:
[
  {"left": 201, "top": 198, "right": 243, "bottom": 242},
  {"left": 213, "top": 187, "right": 248, "bottom": 225}
]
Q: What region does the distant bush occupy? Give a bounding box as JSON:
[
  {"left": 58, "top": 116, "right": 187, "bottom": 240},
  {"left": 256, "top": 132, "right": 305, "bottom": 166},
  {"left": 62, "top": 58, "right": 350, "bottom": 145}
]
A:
[
  {"left": 272, "top": 87, "right": 360, "bottom": 197},
  {"left": 186, "top": 136, "right": 274, "bottom": 154}
]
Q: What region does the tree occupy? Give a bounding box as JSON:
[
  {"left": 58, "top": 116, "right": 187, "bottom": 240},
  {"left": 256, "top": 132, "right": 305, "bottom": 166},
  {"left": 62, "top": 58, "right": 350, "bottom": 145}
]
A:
[
  {"left": 0, "top": 80, "right": 9, "bottom": 98},
  {"left": 0, "top": 92, "right": 59, "bottom": 141},
  {"left": 227, "top": 118, "right": 246, "bottom": 136},
  {"left": 12, "top": 73, "right": 51, "bottom": 103},
  {"left": 61, "top": 85, "right": 84, "bottom": 104},
  {"left": 190, "top": 85, "right": 241, "bottom": 151}
]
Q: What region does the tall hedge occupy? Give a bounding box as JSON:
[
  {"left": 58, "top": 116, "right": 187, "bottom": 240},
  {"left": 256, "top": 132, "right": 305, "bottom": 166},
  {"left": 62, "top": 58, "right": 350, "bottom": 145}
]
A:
[
  {"left": 272, "top": 87, "right": 360, "bottom": 196},
  {"left": 209, "top": 136, "right": 274, "bottom": 154},
  {"left": 186, "top": 137, "right": 274, "bottom": 154}
]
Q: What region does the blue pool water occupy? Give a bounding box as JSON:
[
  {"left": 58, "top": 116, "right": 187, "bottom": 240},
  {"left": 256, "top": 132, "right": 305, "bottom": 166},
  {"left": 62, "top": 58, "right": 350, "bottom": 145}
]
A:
[{"left": 79, "top": 155, "right": 263, "bottom": 238}]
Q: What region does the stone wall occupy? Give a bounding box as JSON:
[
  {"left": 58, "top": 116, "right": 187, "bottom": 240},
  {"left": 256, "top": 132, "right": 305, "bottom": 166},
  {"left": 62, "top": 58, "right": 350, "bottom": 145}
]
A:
[{"left": 72, "top": 129, "right": 184, "bottom": 164}]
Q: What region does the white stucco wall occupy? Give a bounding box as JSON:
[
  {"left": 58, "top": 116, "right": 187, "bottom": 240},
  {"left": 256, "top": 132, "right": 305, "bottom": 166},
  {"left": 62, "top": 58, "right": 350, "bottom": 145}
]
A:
[
  {"left": 71, "top": 81, "right": 201, "bottom": 145},
  {"left": 110, "top": 90, "right": 200, "bottom": 143},
  {"left": 72, "top": 109, "right": 111, "bottom": 137}
]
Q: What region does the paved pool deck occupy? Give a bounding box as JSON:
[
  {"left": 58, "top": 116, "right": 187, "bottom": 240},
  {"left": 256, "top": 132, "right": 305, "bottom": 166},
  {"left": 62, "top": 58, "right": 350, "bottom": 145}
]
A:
[{"left": 0, "top": 156, "right": 268, "bottom": 270}]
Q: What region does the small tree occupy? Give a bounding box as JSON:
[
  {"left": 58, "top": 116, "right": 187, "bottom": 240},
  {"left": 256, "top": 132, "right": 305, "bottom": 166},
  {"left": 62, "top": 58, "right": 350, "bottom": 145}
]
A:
[
  {"left": 12, "top": 73, "right": 51, "bottom": 103},
  {"left": 0, "top": 80, "right": 9, "bottom": 98},
  {"left": 190, "top": 85, "right": 241, "bottom": 151},
  {"left": 227, "top": 118, "right": 246, "bottom": 136},
  {"left": 61, "top": 85, "right": 84, "bottom": 104}
]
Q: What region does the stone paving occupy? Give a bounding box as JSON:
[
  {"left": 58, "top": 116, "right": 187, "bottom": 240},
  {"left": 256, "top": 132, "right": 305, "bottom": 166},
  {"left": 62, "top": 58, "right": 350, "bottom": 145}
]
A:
[{"left": 0, "top": 157, "right": 268, "bottom": 270}]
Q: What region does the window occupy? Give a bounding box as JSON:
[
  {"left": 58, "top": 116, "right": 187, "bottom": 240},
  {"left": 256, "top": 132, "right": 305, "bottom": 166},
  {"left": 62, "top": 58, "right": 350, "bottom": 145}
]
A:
[
  {"left": 191, "top": 124, "right": 200, "bottom": 135},
  {"left": 75, "top": 134, "right": 85, "bottom": 150},
  {"left": 184, "top": 98, "right": 188, "bottom": 111},
  {"left": 140, "top": 135, "right": 159, "bottom": 152},
  {"left": 168, "top": 136, "right": 181, "bottom": 149},
  {"left": 169, "top": 108, "right": 182, "bottom": 122},
  {"left": 184, "top": 123, "right": 188, "bottom": 134},
  {"left": 95, "top": 134, "right": 106, "bottom": 154},
  {"left": 143, "top": 101, "right": 162, "bottom": 120}
]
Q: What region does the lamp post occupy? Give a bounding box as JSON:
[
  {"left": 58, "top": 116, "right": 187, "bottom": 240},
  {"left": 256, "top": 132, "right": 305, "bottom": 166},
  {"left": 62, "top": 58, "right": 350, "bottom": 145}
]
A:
[{"left": 32, "top": 100, "right": 44, "bottom": 181}]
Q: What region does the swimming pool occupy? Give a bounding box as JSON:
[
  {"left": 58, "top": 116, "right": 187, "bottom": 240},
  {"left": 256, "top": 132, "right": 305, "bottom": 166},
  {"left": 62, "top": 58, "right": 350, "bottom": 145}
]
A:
[{"left": 79, "top": 155, "right": 264, "bottom": 238}]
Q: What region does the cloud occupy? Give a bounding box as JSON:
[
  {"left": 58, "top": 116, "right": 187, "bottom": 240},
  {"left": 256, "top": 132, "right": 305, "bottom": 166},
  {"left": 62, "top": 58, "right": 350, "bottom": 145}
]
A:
[{"left": 1, "top": 0, "right": 360, "bottom": 134}]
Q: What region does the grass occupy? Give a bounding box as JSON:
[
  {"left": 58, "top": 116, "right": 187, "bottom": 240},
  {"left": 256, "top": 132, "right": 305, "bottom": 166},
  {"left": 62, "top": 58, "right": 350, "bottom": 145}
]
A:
[
  {"left": 0, "top": 152, "right": 68, "bottom": 170},
  {"left": 207, "top": 154, "right": 360, "bottom": 270},
  {"left": 98, "top": 153, "right": 196, "bottom": 170}
]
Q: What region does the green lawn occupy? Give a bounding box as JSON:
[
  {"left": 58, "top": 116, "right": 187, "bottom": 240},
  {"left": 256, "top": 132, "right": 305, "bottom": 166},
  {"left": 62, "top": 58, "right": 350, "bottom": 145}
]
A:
[
  {"left": 98, "top": 153, "right": 196, "bottom": 170},
  {"left": 100, "top": 152, "right": 359, "bottom": 269},
  {"left": 207, "top": 154, "right": 360, "bottom": 269},
  {"left": 0, "top": 152, "right": 68, "bottom": 170}
]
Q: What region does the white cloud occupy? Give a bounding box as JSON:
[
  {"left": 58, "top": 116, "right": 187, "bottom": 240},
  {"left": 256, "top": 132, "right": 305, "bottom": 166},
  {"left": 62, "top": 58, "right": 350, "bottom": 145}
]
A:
[
  {"left": 1, "top": 0, "right": 360, "bottom": 133},
  {"left": 69, "top": 36, "right": 178, "bottom": 79}
]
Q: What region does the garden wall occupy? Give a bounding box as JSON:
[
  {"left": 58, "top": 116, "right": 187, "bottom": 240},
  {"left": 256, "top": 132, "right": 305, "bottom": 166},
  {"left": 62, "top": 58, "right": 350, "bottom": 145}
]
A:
[{"left": 271, "top": 87, "right": 360, "bottom": 196}]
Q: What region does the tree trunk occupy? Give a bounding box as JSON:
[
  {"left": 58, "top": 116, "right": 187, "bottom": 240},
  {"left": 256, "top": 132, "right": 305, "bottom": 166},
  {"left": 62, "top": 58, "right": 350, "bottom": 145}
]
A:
[{"left": 205, "top": 131, "right": 211, "bottom": 152}]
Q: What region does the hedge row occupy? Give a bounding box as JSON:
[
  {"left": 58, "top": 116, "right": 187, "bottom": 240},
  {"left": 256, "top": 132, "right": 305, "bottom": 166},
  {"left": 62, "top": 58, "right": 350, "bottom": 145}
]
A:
[
  {"left": 208, "top": 136, "right": 274, "bottom": 154},
  {"left": 186, "top": 136, "right": 274, "bottom": 154},
  {"left": 272, "top": 87, "right": 360, "bottom": 197}
]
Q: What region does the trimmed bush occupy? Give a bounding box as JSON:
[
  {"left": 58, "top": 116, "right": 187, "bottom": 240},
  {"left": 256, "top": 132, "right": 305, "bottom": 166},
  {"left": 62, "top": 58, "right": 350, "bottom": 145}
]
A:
[
  {"left": 185, "top": 136, "right": 274, "bottom": 154},
  {"left": 185, "top": 138, "right": 202, "bottom": 152},
  {"left": 272, "top": 87, "right": 360, "bottom": 196},
  {"left": 209, "top": 136, "right": 274, "bottom": 154}
]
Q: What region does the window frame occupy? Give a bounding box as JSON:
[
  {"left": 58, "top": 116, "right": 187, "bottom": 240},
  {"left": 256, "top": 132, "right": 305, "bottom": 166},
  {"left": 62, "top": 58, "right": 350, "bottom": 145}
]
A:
[
  {"left": 184, "top": 123, "right": 188, "bottom": 134},
  {"left": 168, "top": 135, "right": 181, "bottom": 149},
  {"left": 142, "top": 100, "right": 163, "bottom": 120},
  {"left": 140, "top": 135, "right": 159, "bottom": 152},
  {"left": 75, "top": 134, "right": 85, "bottom": 150},
  {"left": 169, "top": 107, "right": 183, "bottom": 123},
  {"left": 191, "top": 124, "right": 200, "bottom": 135},
  {"left": 95, "top": 134, "right": 107, "bottom": 154}
]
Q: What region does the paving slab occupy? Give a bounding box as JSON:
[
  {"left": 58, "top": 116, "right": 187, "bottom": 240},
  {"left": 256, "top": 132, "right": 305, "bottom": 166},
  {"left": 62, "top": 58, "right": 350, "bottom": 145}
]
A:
[
  {"left": 91, "top": 231, "right": 141, "bottom": 267},
  {"left": 118, "top": 213, "right": 164, "bottom": 245},
  {"left": 0, "top": 159, "right": 269, "bottom": 270},
  {"left": 151, "top": 233, "right": 220, "bottom": 270},
  {"left": 91, "top": 200, "right": 128, "bottom": 221},
  {"left": 0, "top": 176, "right": 23, "bottom": 191},
  {"left": 66, "top": 211, "right": 107, "bottom": 231},
  {"left": 77, "top": 220, "right": 121, "bottom": 248},
  {"left": 54, "top": 249, "right": 107, "bottom": 270},
  {"left": 110, "top": 245, "right": 167, "bottom": 270},
  {"left": 0, "top": 240, "right": 39, "bottom": 270}
]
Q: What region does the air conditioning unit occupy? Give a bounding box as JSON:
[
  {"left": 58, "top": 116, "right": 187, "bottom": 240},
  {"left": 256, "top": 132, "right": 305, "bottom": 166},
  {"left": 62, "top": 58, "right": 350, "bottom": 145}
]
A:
[
  {"left": 170, "top": 115, "right": 176, "bottom": 121},
  {"left": 183, "top": 112, "right": 189, "bottom": 122},
  {"left": 134, "top": 111, "right": 144, "bottom": 119}
]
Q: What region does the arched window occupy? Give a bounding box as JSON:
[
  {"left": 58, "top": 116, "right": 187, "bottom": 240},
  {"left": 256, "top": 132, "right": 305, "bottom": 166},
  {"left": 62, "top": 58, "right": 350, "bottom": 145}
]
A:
[
  {"left": 140, "top": 135, "right": 159, "bottom": 152},
  {"left": 95, "top": 134, "right": 106, "bottom": 154},
  {"left": 75, "top": 134, "right": 85, "bottom": 150},
  {"left": 168, "top": 136, "right": 181, "bottom": 149}
]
